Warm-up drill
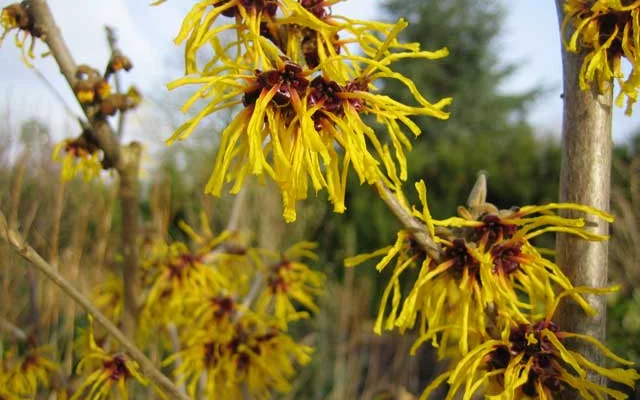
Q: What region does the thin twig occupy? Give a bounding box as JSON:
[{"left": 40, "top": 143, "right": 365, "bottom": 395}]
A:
[
  {"left": 31, "top": 67, "right": 81, "bottom": 122},
  {"left": 105, "top": 26, "right": 125, "bottom": 139},
  {"left": 29, "top": 0, "right": 143, "bottom": 339},
  {"left": 0, "top": 211, "right": 190, "bottom": 400},
  {"left": 375, "top": 181, "right": 442, "bottom": 262},
  {"left": 229, "top": 188, "right": 263, "bottom": 322},
  {"left": 233, "top": 272, "right": 263, "bottom": 323},
  {"left": 226, "top": 188, "right": 247, "bottom": 233},
  {"left": 118, "top": 143, "right": 143, "bottom": 339},
  {"left": 166, "top": 323, "right": 187, "bottom": 394},
  {"left": 0, "top": 316, "right": 28, "bottom": 342}
]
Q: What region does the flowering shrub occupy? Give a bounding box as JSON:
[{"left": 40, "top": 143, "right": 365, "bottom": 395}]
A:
[{"left": 0, "top": 0, "right": 639, "bottom": 399}]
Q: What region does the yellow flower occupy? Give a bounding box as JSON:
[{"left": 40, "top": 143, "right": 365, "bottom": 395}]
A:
[
  {"left": 255, "top": 241, "right": 325, "bottom": 328},
  {"left": 281, "top": 1, "right": 426, "bottom": 71},
  {"left": 5, "top": 346, "right": 58, "bottom": 397},
  {"left": 563, "top": 0, "right": 640, "bottom": 114},
  {"left": 187, "top": 295, "right": 238, "bottom": 338},
  {"left": 166, "top": 315, "right": 312, "bottom": 399},
  {"left": 52, "top": 136, "right": 102, "bottom": 182},
  {"left": 175, "top": 0, "right": 286, "bottom": 74},
  {"left": 94, "top": 273, "right": 124, "bottom": 323},
  {"left": 308, "top": 23, "right": 452, "bottom": 183},
  {"left": 72, "top": 317, "right": 148, "bottom": 400},
  {"left": 421, "top": 288, "right": 640, "bottom": 400},
  {"left": 0, "top": 374, "right": 16, "bottom": 400},
  {"left": 0, "top": 3, "right": 43, "bottom": 66},
  {"left": 170, "top": 1, "right": 451, "bottom": 222},
  {"left": 142, "top": 239, "right": 230, "bottom": 323},
  {"left": 346, "top": 180, "right": 614, "bottom": 356}
]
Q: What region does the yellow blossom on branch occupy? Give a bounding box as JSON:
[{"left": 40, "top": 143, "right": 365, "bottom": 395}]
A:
[
  {"left": 0, "top": 3, "right": 44, "bottom": 66},
  {"left": 71, "top": 317, "right": 149, "bottom": 400},
  {"left": 346, "top": 180, "right": 614, "bottom": 357},
  {"left": 563, "top": 0, "right": 640, "bottom": 114},
  {"left": 4, "top": 346, "right": 58, "bottom": 397},
  {"left": 0, "top": 374, "right": 14, "bottom": 400},
  {"left": 141, "top": 238, "right": 231, "bottom": 323},
  {"left": 255, "top": 241, "right": 325, "bottom": 328},
  {"left": 52, "top": 135, "right": 103, "bottom": 182},
  {"left": 152, "top": 225, "right": 322, "bottom": 398},
  {"left": 165, "top": 314, "right": 312, "bottom": 399},
  {"left": 421, "top": 288, "right": 640, "bottom": 400},
  {"left": 168, "top": 0, "right": 451, "bottom": 221}
]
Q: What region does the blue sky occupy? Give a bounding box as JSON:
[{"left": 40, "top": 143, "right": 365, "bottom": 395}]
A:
[{"left": 0, "top": 1, "right": 637, "bottom": 145}]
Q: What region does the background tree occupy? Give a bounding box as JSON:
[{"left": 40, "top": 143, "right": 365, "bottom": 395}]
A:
[
  {"left": 326, "top": 0, "right": 561, "bottom": 262},
  {"left": 383, "top": 0, "right": 553, "bottom": 215},
  {"left": 328, "top": 0, "right": 560, "bottom": 264}
]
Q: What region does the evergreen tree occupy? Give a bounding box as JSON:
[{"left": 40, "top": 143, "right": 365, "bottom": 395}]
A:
[
  {"left": 325, "top": 0, "right": 561, "bottom": 255},
  {"left": 380, "top": 0, "right": 552, "bottom": 217}
]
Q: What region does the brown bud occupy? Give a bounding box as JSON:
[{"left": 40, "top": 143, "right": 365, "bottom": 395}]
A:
[
  {"left": 99, "top": 95, "right": 123, "bottom": 116},
  {"left": 2, "top": 4, "right": 31, "bottom": 30},
  {"left": 94, "top": 80, "right": 111, "bottom": 100},
  {"left": 111, "top": 53, "right": 132, "bottom": 72},
  {"left": 105, "top": 51, "right": 133, "bottom": 78}
]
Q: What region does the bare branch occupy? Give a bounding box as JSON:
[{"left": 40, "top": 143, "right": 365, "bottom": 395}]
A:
[
  {"left": 0, "top": 316, "right": 28, "bottom": 342},
  {"left": 0, "top": 211, "right": 190, "bottom": 400},
  {"left": 105, "top": 26, "right": 126, "bottom": 138},
  {"left": 26, "top": 0, "right": 143, "bottom": 341},
  {"left": 226, "top": 188, "right": 247, "bottom": 233},
  {"left": 28, "top": 0, "right": 121, "bottom": 168},
  {"left": 166, "top": 323, "right": 187, "bottom": 395}
]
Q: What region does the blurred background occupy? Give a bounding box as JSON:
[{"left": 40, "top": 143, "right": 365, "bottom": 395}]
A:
[{"left": 0, "top": 0, "right": 639, "bottom": 398}]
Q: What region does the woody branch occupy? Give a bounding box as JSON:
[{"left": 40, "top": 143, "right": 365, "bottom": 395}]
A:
[
  {"left": 0, "top": 211, "right": 190, "bottom": 400},
  {"left": 554, "top": 0, "right": 612, "bottom": 388},
  {"left": 28, "top": 0, "right": 142, "bottom": 339}
]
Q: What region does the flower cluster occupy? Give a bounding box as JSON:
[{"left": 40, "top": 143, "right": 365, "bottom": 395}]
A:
[
  {"left": 347, "top": 178, "right": 639, "bottom": 398},
  {"left": 166, "top": 311, "right": 312, "bottom": 399},
  {"left": 166, "top": 0, "right": 451, "bottom": 221},
  {"left": 255, "top": 241, "right": 325, "bottom": 329},
  {"left": 90, "top": 216, "right": 324, "bottom": 398},
  {"left": 72, "top": 317, "right": 149, "bottom": 400},
  {"left": 0, "top": 345, "right": 59, "bottom": 398},
  {"left": 0, "top": 2, "right": 44, "bottom": 66},
  {"left": 563, "top": 0, "right": 640, "bottom": 114},
  {"left": 53, "top": 131, "right": 103, "bottom": 182},
  {"left": 423, "top": 292, "right": 640, "bottom": 399}
]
